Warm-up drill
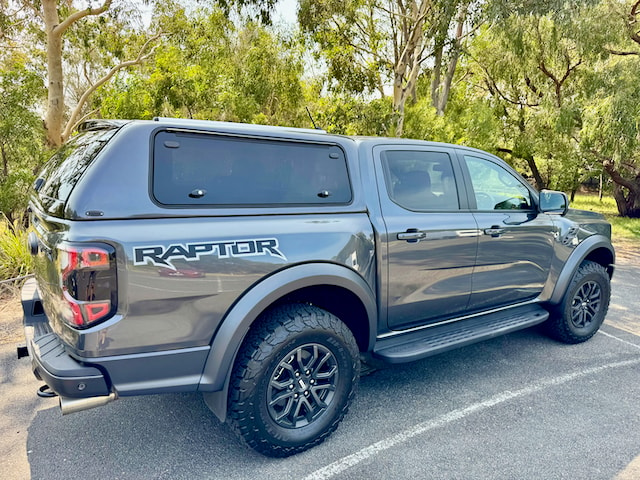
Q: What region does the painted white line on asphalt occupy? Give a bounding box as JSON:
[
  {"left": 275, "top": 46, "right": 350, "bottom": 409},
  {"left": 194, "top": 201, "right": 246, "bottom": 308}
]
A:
[
  {"left": 305, "top": 357, "right": 640, "bottom": 480},
  {"left": 600, "top": 330, "right": 640, "bottom": 350}
]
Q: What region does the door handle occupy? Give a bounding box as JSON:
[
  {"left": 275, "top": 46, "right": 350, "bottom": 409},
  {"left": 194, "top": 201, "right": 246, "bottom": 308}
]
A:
[
  {"left": 484, "top": 226, "right": 505, "bottom": 237},
  {"left": 397, "top": 229, "right": 427, "bottom": 242}
]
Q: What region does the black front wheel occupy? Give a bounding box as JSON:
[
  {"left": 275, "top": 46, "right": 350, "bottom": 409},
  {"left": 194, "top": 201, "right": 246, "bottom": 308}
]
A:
[
  {"left": 227, "top": 304, "right": 360, "bottom": 457},
  {"left": 546, "top": 260, "right": 611, "bottom": 344}
]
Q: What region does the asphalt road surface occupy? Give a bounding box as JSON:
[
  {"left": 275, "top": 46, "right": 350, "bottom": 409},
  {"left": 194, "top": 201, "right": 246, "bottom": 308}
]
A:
[{"left": 1, "top": 262, "right": 639, "bottom": 480}]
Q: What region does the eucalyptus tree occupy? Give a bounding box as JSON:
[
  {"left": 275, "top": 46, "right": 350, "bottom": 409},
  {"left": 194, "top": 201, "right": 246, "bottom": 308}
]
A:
[
  {"left": 2, "top": 1, "right": 161, "bottom": 147},
  {"left": 298, "top": 0, "right": 476, "bottom": 136},
  {"left": 96, "top": 3, "right": 307, "bottom": 126}
]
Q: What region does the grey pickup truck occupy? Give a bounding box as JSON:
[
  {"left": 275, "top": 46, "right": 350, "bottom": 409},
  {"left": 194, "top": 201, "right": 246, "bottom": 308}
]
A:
[{"left": 19, "top": 117, "right": 614, "bottom": 456}]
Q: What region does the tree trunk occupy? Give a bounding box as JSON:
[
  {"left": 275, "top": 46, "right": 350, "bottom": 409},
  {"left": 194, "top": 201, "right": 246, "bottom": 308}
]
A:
[
  {"left": 599, "top": 173, "right": 603, "bottom": 201},
  {"left": 611, "top": 183, "right": 640, "bottom": 218},
  {"left": 43, "top": 0, "right": 64, "bottom": 148},
  {"left": 437, "top": 47, "right": 460, "bottom": 115},
  {"left": 603, "top": 158, "right": 640, "bottom": 217},
  {"left": 392, "top": 71, "right": 405, "bottom": 137},
  {"left": 393, "top": 56, "right": 422, "bottom": 137},
  {"left": 392, "top": 0, "right": 429, "bottom": 137},
  {"left": 525, "top": 153, "right": 546, "bottom": 190},
  {"left": 430, "top": 41, "right": 443, "bottom": 109},
  {"left": 435, "top": 6, "right": 466, "bottom": 116},
  {"left": 1, "top": 143, "right": 8, "bottom": 179}
]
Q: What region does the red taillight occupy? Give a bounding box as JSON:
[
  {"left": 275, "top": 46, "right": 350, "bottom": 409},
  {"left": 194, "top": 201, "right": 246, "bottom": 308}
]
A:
[
  {"left": 58, "top": 243, "right": 116, "bottom": 329},
  {"left": 81, "top": 248, "right": 110, "bottom": 268}
]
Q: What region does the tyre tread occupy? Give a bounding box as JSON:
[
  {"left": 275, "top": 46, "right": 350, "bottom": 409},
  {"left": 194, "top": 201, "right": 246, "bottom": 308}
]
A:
[
  {"left": 227, "top": 303, "right": 359, "bottom": 457},
  {"left": 546, "top": 260, "right": 610, "bottom": 344}
]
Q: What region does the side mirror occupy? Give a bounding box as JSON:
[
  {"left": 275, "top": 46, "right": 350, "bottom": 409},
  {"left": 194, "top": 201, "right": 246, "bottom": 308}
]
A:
[{"left": 539, "top": 190, "right": 568, "bottom": 215}]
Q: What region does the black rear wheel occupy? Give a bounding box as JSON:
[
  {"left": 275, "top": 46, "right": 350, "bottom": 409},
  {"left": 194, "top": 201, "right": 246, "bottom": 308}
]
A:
[{"left": 227, "top": 304, "right": 360, "bottom": 457}]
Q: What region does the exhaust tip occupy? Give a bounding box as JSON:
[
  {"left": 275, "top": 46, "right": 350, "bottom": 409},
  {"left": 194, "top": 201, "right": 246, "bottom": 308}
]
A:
[{"left": 60, "top": 392, "right": 117, "bottom": 415}]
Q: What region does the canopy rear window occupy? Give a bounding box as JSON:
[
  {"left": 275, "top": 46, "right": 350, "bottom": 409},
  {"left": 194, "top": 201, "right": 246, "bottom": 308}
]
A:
[{"left": 37, "top": 129, "right": 118, "bottom": 217}]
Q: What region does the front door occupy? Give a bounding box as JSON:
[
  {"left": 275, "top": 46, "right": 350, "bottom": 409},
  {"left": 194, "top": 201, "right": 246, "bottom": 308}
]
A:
[{"left": 460, "top": 153, "right": 556, "bottom": 311}]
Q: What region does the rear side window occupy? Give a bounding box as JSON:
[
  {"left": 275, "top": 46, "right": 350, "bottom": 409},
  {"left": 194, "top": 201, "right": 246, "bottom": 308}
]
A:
[
  {"left": 152, "top": 131, "right": 352, "bottom": 206},
  {"left": 37, "top": 129, "right": 118, "bottom": 217},
  {"left": 381, "top": 150, "right": 459, "bottom": 211}
]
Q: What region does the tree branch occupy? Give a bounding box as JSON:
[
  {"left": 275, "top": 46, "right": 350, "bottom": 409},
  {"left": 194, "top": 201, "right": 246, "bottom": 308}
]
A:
[
  {"left": 61, "top": 32, "right": 162, "bottom": 141},
  {"left": 605, "top": 48, "right": 640, "bottom": 56},
  {"left": 470, "top": 55, "right": 540, "bottom": 108},
  {"left": 621, "top": 161, "right": 640, "bottom": 175},
  {"left": 497, "top": 147, "right": 513, "bottom": 154},
  {"left": 538, "top": 60, "right": 558, "bottom": 85},
  {"left": 524, "top": 76, "right": 542, "bottom": 97},
  {"left": 590, "top": 149, "right": 639, "bottom": 192},
  {"left": 559, "top": 59, "right": 582, "bottom": 85},
  {"left": 56, "top": 0, "right": 113, "bottom": 35},
  {"left": 627, "top": 0, "right": 640, "bottom": 45},
  {"left": 67, "top": 108, "right": 100, "bottom": 136}
]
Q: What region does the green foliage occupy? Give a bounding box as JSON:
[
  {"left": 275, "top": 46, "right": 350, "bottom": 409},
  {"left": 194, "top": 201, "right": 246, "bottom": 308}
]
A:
[
  {"left": 312, "top": 95, "right": 394, "bottom": 135},
  {"left": 96, "top": 6, "right": 306, "bottom": 126},
  {"left": 298, "top": 0, "right": 387, "bottom": 96},
  {"left": 5, "top": 0, "right": 640, "bottom": 228},
  {"left": 581, "top": 59, "right": 640, "bottom": 159},
  {"left": 403, "top": 86, "right": 501, "bottom": 151},
  {"left": 0, "top": 52, "right": 47, "bottom": 222},
  {"left": 0, "top": 217, "right": 33, "bottom": 280},
  {"left": 463, "top": 3, "right": 606, "bottom": 190}
]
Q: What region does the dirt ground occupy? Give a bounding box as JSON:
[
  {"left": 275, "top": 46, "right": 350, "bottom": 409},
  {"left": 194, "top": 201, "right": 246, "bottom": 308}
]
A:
[
  {"left": 0, "top": 283, "right": 23, "bottom": 345},
  {"left": 0, "top": 240, "right": 637, "bottom": 346},
  {"left": 614, "top": 239, "right": 640, "bottom": 264}
]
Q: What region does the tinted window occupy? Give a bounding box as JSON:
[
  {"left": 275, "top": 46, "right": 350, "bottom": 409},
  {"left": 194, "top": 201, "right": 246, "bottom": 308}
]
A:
[
  {"left": 464, "top": 155, "right": 533, "bottom": 210},
  {"left": 381, "top": 150, "right": 459, "bottom": 211},
  {"left": 37, "top": 129, "right": 118, "bottom": 217},
  {"left": 152, "top": 131, "right": 352, "bottom": 206}
]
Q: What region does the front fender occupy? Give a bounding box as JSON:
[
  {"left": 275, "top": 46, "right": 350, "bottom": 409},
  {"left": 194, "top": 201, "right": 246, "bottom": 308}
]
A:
[
  {"left": 198, "top": 262, "right": 377, "bottom": 420},
  {"left": 546, "top": 234, "right": 615, "bottom": 305}
]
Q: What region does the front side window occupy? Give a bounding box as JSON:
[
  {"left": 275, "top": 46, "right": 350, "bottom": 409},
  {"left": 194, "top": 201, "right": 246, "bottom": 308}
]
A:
[
  {"left": 152, "top": 131, "right": 352, "bottom": 206},
  {"left": 381, "top": 150, "right": 459, "bottom": 211},
  {"left": 464, "top": 155, "right": 533, "bottom": 211}
]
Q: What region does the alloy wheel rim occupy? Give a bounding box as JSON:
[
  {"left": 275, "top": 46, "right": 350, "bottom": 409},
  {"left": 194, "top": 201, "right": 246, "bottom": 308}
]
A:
[
  {"left": 570, "top": 281, "right": 602, "bottom": 328},
  {"left": 267, "top": 343, "right": 338, "bottom": 429}
]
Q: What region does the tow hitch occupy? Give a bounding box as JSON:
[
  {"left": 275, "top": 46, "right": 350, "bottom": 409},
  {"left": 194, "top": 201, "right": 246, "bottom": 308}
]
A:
[{"left": 37, "top": 385, "right": 58, "bottom": 398}]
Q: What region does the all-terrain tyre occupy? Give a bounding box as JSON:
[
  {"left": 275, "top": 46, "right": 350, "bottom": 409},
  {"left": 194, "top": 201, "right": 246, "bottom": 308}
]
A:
[
  {"left": 227, "top": 304, "right": 360, "bottom": 457},
  {"left": 546, "top": 260, "right": 611, "bottom": 344}
]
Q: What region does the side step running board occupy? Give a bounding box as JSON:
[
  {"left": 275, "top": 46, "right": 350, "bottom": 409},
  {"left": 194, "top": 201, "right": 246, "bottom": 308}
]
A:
[{"left": 374, "top": 304, "right": 549, "bottom": 364}]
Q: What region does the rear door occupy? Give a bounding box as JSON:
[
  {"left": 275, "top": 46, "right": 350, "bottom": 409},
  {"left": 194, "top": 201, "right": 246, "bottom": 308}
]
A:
[
  {"left": 374, "top": 146, "right": 479, "bottom": 330},
  {"left": 459, "top": 152, "right": 556, "bottom": 311}
]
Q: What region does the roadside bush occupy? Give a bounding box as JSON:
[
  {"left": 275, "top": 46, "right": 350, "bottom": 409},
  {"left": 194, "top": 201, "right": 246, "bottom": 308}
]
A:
[{"left": 0, "top": 216, "right": 32, "bottom": 281}]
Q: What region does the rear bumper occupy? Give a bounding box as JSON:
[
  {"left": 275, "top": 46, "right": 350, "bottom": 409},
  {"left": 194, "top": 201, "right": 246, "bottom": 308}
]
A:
[{"left": 21, "top": 278, "right": 110, "bottom": 398}]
